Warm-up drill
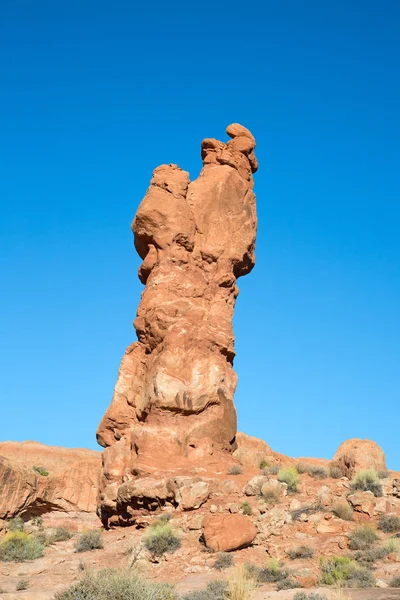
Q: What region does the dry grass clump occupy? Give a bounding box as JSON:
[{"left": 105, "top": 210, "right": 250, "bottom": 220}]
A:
[
  {"left": 350, "top": 469, "right": 383, "bottom": 497},
  {"left": 182, "top": 580, "right": 227, "bottom": 600},
  {"left": 16, "top": 579, "right": 29, "bottom": 590},
  {"left": 213, "top": 552, "right": 233, "bottom": 571},
  {"left": 260, "top": 483, "right": 281, "bottom": 505},
  {"left": 227, "top": 565, "right": 256, "bottom": 600},
  {"left": 144, "top": 520, "right": 180, "bottom": 557},
  {"left": 348, "top": 524, "right": 379, "bottom": 550},
  {"left": 47, "top": 527, "right": 73, "bottom": 544},
  {"left": 288, "top": 545, "right": 314, "bottom": 559},
  {"left": 294, "top": 593, "right": 327, "bottom": 600},
  {"left": 329, "top": 464, "right": 344, "bottom": 479},
  {"left": 240, "top": 501, "right": 253, "bottom": 515},
  {"left": 74, "top": 530, "right": 103, "bottom": 553},
  {"left": 54, "top": 568, "right": 178, "bottom": 600},
  {"left": 332, "top": 500, "right": 353, "bottom": 521},
  {"left": 296, "top": 462, "right": 328, "bottom": 479},
  {"left": 378, "top": 514, "right": 400, "bottom": 533},
  {"left": 228, "top": 465, "right": 243, "bottom": 475},
  {"left": 390, "top": 576, "right": 400, "bottom": 588}
]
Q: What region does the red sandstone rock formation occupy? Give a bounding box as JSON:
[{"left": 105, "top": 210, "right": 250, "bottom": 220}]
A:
[
  {"left": 96, "top": 124, "right": 258, "bottom": 524},
  {"left": 333, "top": 438, "right": 387, "bottom": 476},
  {"left": 0, "top": 441, "right": 101, "bottom": 524}
]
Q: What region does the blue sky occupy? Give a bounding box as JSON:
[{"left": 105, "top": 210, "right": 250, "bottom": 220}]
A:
[{"left": 1, "top": 1, "right": 399, "bottom": 468}]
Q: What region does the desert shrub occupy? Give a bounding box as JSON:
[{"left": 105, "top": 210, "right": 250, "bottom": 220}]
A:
[
  {"left": 296, "top": 461, "right": 309, "bottom": 474},
  {"left": 390, "top": 576, "right": 400, "bottom": 587},
  {"left": 353, "top": 543, "right": 393, "bottom": 565},
  {"left": 347, "top": 565, "right": 375, "bottom": 588},
  {"left": 48, "top": 527, "right": 73, "bottom": 544},
  {"left": 228, "top": 465, "right": 243, "bottom": 475},
  {"left": 227, "top": 564, "right": 256, "bottom": 600},
  {"left": 378, "top": 514, "right": 400, "bottom": 533},
  {"left": 377, "top": 470, "right": 390, "bottom": 479},
  {"left": 0, "top": 531, "right": 44, "bottom": 562},
  {"left": 384, "top": 538, "right": 398, "bottom": 553},
  {"left": 6, "top": 516, "right": 25, "bottom": 532},
  {"left": 240, "top": 501, "right": 252, "bottom": 516},
  {"left": 33, "top": 465, "right": 49, "bottom": 477},
  {"left": 291, "top": 502, "right": 323, "bottom": 521},
  {"left": 213, "top": 552, "right": 233, "bottom": 570},
  {"left": 54, "top": 568, "right": 178, "bottom": 600},
  {"left": 259, "top": 458, "right": 270, "bottom": 470},
  {"left": 348, "top": 525, "right": 379, "bottom": 550},
  {"left": 245, "top": 558, "right": 290, "bottom": 585},
  {"left": 332, "top": 500, "right": 353, "bottom": 521},
  {"left": 16, "top": 579, "right": 29, "bottom": 590},
  {"left": 350, "top": 469, "right": 383, "bottom": 497},
  {"left": 269, "top": 465, "right": 279, "bottom": 475},
  {"left": 144, "top": 521, "right": 180, "bottom": 557},
  {"left": 320, "top": 556, "right": 354, "bottom": 585},
  {"left": 31, "top": 516, "right": 43, "bottom": 529},
  {"left": 260, "top": 483, "right": 281, "bottom": 505},
  {"left": 329, "top": 465, "right": 344, "bottom": 479},
  {"left": 74, "top": 530, "right": 103, "bottom": 553},
  {"left": 277, "top": 467, "right": 299, "bottom": 492},
  {"left": 288, "top": 545, "right": 314, "bottom": 559},
  {"left": 296, "top": 462, "right": 327, "bottom": 479},
  {"left": 182, "top": 580, "right": 227, "bottom": 600},
  {"left": 294, "top": 594, "right": 327, "bottom": 600},
  {"left": 276, "top": 576, "right": 298, "bottom": 590}
]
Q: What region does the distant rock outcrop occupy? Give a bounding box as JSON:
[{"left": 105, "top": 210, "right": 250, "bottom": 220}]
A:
[
  {"left": 0, "top": 441, "right": 101, "bottom": 525},
  {"left": 96, "top": 124, "right": 258, "bottom": 525}
]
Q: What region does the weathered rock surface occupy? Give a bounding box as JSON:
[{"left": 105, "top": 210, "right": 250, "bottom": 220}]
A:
[
  {"left": 0, "top": 441, "right": 101, "bottom": 520},
  {"left": 333, "top": 438, "right": 386, "bottom": 475},
  {"left": 202, "top": 513, "right": 257, "bottom": 551},
  {"left": 96, "top": 124, "right": 258, "bottom": 525}
]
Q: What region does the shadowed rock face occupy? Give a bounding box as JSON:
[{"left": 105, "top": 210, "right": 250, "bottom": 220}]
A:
[{"left": 96, "top": 123, "right": 258, "bottom": 524}]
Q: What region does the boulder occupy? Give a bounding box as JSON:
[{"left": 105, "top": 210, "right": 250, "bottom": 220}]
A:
[
  {"left": 333, "top": 439, "right": 386, "bottom": 476},
  {"left": 261, "top": 479, "right": 287, "bottom": 498},
  {"left": 347, "top": 491, "right": 376, "bottom": 516},
  {"left": 180, "top": 482, "right": 209, "bottom": 510},
  {"left": 202, "top": 513, "right": 257, "bottom": 552},
  {"left": 243, "top": 476, "right": 269, "bottom": 496},
  {"left": 233, "top": 432, "right": 274, "bottom": 468}
]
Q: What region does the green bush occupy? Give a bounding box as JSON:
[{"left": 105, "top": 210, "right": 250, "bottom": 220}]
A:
[
  {"left": 378, "top": 514, "right": 400, "bottom": 533},
  {"left": 332, "top": 500, "right": 353, "bottom": 521},
  {"left": 277, "top": 467, "right": 299, "bottom": 492},
  {"left": 144, "top": 522, "right": 180, "bottom": 557},
  {"left": 16, "top": 579, "right": 29, "bottom": 590},
  {"left": 0, "top": 531, "right": 44, "bottom": 562},
  {"left": 6, "top": 517, "right": 25, "bottom": 532},
  {"left": 54, "top": 568, "right": 178, "bottom": 600},
  {"left": 227, "top": 465, "right": 243, "bottom": 475},
  {"left": 240, "top": 501, "right": 253, "bottom": 516},
  {"left": 182, "top": 580, "right": 227, "bottom": 600},
  {"left": 74, "top": 530, "right": 103, "bottom": 553},
  {"left": 390, "top": 576, "right": 400, "bottom": 587},
  {"left": 350, "top": 469, "right": 383, "bottom": 497},
  {"left": 33, "top": 465, "right": 49, "bottom": 477},
  {"left": 288, "top": 545, "right": 314, "bottom": 560},
  {"left": 48, "top": 527, "right": 73, "bottom": 544},
  {"left": 213, "top": 552, "right": 233, "bottom": 570},
  {"left": 259, "top": 458, "right": 270, "bottom": 470},
  {"left": 320, "top": 556, "right": 354, "bottom": 585},
  {"left": 348, "top": 525, "right": 380, "bottom": 550}
]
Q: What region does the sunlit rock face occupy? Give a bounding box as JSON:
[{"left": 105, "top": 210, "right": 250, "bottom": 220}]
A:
[{"left": 96, "top": 123, "right": 258, "bottom": 525}]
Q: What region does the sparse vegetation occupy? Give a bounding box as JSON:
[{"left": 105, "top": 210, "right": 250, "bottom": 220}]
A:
[
  {"left": 228, "top": 465, "right": 243, "bottom": 475},
  {"left": 390, "top": 576, "right": 400, "bottom": 587},
  {"left": 240, "top": 501, "right": 253, "bottom": 516},
  {"left": 227, "top": 565, "right": 256, "bottom": 600},
  {"left": 0, "top": 531, "right": 44, "bottom": 562},
  {"left": 144, "top": 520, "right": 180, "bottom": 557},
  {"left": 350, "top": 469, "right": 383, "bottom": 497},
  {"left": 6, "top": 516, "right": 25, "bottom": 532},
  {"left": 260, "top": 483, "right": 281, "bottom": 505},
  {"left": 213, "top": 552, "right": 233, "bottom": 570},
  {"left": 277, "top": 467, "right": 299, "bottom": 492},
  {"left": 291, "top": 501, "right": 323, "bottom": 521},
  {"left": 182, "top": 580, "right": 227, "bottom": 600},
  {"left": 377, "top": 470, "right": 390, "bottom": 479},
  {"left": 259, "top": 458, "right": 270, "bottom": 470},
  {"left": 31, "top": 516, "right": 44, "bottom": 529},
  {"left": 332, "top": 500, "right": 353, "bottom": 521},
  {"left": 48, "top": 527, "right": 73, "bottom": 544},
  {"left": 16, "top": 579, "right": 29, "bottom": 590},
  {"left": 245, "top": 558, "right": 293, "bottom": 590},
  {"left": 348, "top": 525, "right": 379, "bottom": 550},
  {"left": 329, "top": 464, "right": 344, "bottom": 479},
  {"left": 33, "top": 465, "right": 49, "bottom": 477},
  {"left": 296, "top": 462, "right": 327, "bottom": 479},
  {"left": 288, "top": 545, "right": 314, "bottom": 559},
  {"left": 378, "top": 514, "right": 400, "bottom": 533},
  {"left": 54, "top": 568, "right": 178, "bottom": 600},
  {"left": 320, "top": 555, "right": 375, "bottom": 588},
  {"left": 74, "top": 530, "right": 103, "bottom": 553},
  {"left": 294, "top": 594, "right": 327, "bottom": 600}
]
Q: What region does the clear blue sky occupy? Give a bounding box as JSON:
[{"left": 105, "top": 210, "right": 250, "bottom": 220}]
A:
[{"left": 1, "top": 1, "right": 399, "bottom": 469}]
